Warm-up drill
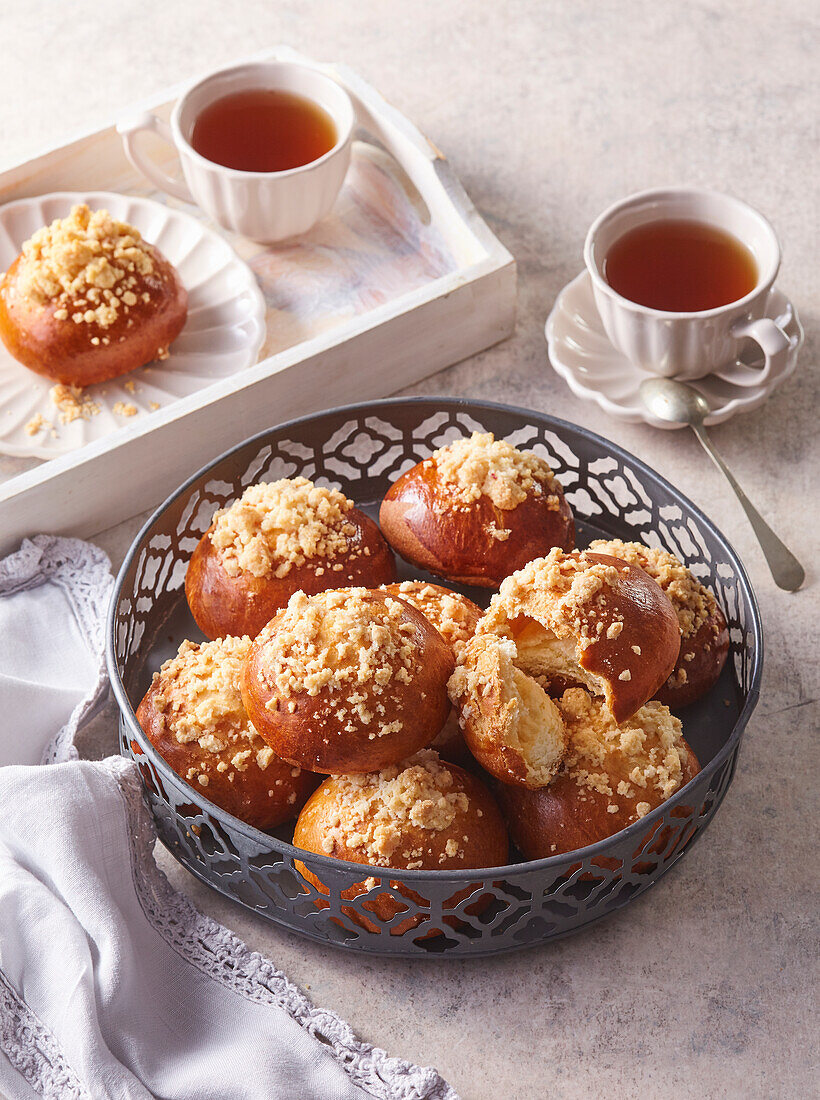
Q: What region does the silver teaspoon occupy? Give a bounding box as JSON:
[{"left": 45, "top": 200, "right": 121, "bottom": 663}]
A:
[{"left": 639, "top": 377, "right": 805, "bottom": 591}]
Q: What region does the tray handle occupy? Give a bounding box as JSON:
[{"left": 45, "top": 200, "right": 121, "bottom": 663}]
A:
[{"left": 325, "top": 67, "right": 440, "bottom": 227}]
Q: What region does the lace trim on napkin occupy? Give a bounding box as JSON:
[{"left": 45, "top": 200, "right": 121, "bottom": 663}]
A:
[
  {"left": 0, "top": 535, "right": 114, "bottom": 765},
  {"left": 111, "top": 757, "right": 456, "bottom": 1100},
  {"left": 0, "top": 971, "right": 90, "bottom": 1100}
]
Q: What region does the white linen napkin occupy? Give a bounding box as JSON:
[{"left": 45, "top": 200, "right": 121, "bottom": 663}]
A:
[{"left": 0, "top": 536, "right": 455, "bottom": 1100}]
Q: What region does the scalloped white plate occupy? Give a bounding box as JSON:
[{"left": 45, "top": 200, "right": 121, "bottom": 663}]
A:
[
  {"left": 545, "top": 271, "right": 803, "bottom": 429},
  {"left": 0, "top": 191, "right": 266, "bottom": 458}
]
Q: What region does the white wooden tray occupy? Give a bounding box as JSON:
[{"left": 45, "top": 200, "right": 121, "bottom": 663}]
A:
[{"left": 0, "top": 46, "right": 515, "bottom": 555}]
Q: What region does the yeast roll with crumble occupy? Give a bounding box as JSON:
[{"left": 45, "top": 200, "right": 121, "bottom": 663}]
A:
[
  {"left": 186, "top": 477, "right": 396, "bottom": 639},
  {"left": 241, "top": 587, "right": 454, "bottom": 773},
  {"left": 379, "top": 432, "right": 574, "bottom": 588},
  {"left": 136, "top": 636, "right": 316, "bottom": 829}
]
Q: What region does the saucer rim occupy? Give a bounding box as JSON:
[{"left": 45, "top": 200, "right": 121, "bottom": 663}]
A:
[{"left": 545, "top": 270, "right": 803, "bottom": 430}]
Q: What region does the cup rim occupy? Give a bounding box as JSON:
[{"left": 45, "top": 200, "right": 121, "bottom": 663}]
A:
[
  {"left": 170, "top": 59, "right": 354, "bottom": 180},
  {"left": 583, "top": 186, "right": 781, "bottom": 319}
]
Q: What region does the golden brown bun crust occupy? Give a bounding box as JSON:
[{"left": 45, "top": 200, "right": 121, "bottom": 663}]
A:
[
  {"left": 185, "top": 508, "right": 397, "bottom": 640},
  {"left": 496, "top": 732, "right": 700, "bottom": 860},
  {"left": 0, "top": 245, "right": 187, "bottom": 385},
  {"left": 586, "top": 538, "right": 730, "bottom": 708},
  {"left": 241, "top": 591, "right": 455, "bottom": 773},
  {"left": 656, "top": 611, "right": 730, "bottom": 708},
  {"left": 379, "top": 462, "right": 575, "bottom": 588},
  {"left": 575, "top": 553, "right": 681, "bottom": 721},
  {"left": 136, "top": 680, "right": 318, "bottom": 830},
  {"left": 293, "top": 762, "right": 508, "bottom": 934}
]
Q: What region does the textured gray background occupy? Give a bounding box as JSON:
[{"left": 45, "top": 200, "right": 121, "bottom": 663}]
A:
[{"left": 1, "top": 2, "right": 818, "bottom": 1098}]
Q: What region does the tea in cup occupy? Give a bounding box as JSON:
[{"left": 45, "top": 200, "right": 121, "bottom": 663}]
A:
[
  {"left": 118, "top": 60, "right": 355, "bottom": 242},
  {"left": 584, "top": 187, "right": 791, "bottom": 384}
]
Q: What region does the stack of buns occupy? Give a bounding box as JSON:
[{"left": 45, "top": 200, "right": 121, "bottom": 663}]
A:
[{"left": 137, "top": 430, "right": 728, "bottom": 928}]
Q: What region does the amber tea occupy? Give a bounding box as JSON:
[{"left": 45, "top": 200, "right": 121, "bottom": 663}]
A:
[
  {"left": 603, "top": 219, "right": 758, "bottom": 312},
  {"left": 191, "top": 88, "right": 337, "bottom": 173}
]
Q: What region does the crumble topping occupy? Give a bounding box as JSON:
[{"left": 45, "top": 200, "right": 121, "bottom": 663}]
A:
[
  {"left": 210, "top": 477, "right": 358, "bottom": 579},
  {"left": 255, "top": 588, "right": 421, "bottom": 731},
  {"left": 318, "top": 749, "right": 469, "bottom": 866},
  {"left": 231, "top": 749, "right": 252, "bottom": 772},
  {"left": 153, "top": 636, "right": 255, "bottom": 746},
  {"left": 479, "top": 549, "right": 627, "bottom": 651},
  {"left": 557, "top": 687, "right": 686, "bottom": 805},
  {"left": 112, "top": 401, "right": 138, "bottom": 417},
  {"left": 50, "top": 383, "right": 100, "bottom": 423},
  {"left": 427, "top": 431, "right": 562, "bottom": 511},
  {"left": 448, "top": 634, "right": 519, "bottom": 705},
  {"left": 448, "top": 633, "right": 536, "bottom": 712},
  {"left": 25, "top": 413, "right": 48, "bottom": 436},
  {"left": 256, "top": 746, "right": 275, "bottom": 770},
  {"left": 588, "top": 539, "right": 717, "bottom": 638},
  {"left": 10, "top": 205, "right": 156, "bottom": 331},
  {"left": 382, "top": 581, "right": 481, "bottom": 657}
]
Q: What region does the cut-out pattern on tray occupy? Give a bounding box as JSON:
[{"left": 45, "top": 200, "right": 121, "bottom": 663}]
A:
[{"left": 112, "top": 400, "right": 760, "bottom": 957}]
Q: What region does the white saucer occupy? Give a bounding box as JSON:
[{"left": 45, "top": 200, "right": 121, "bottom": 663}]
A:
[
  {"left": 0, "top": 192, "right": 267, "bottom": 458},
  {"left": 545, "top": 271, "right": 803, "bottom": 429}
]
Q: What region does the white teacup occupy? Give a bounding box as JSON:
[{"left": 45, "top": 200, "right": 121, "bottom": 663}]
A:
[
  {"left": 584, "top": 187, "right": 791, "bottom": 384},
  {"left": 117, "top": 60, "right": 355, "bottom": 243}
]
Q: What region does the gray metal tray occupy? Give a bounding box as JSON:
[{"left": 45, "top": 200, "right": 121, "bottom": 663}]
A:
[{"left": 107, "top": 397, "right": 762, "bottom": 957}]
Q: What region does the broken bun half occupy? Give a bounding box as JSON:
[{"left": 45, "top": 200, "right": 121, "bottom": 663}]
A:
[
  {"left": 448, "top": 633, "right": 567, "bottom": 788},
  {"left": 496, "top": 687, "right": 701, "bottom": 860},
  {"left": 587, "top": 538, "right": 729, "bottom": 708},
  {"left": 478, "top": 549, "right": 681, "bottom": 725}
]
